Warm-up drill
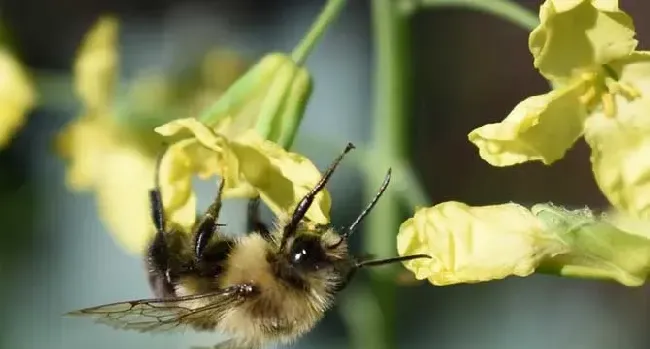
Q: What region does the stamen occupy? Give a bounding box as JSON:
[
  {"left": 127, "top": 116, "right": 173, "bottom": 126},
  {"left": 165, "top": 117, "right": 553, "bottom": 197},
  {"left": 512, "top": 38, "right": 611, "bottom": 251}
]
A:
[
  {"left": 618, "top": 82, "right": 641, "bottom": 100},
  {"left": 579, "top": 85, "right": 597, "bottom": 106},
  {"left": 601, "top": 93, "right": 616, "bottom": 118}
]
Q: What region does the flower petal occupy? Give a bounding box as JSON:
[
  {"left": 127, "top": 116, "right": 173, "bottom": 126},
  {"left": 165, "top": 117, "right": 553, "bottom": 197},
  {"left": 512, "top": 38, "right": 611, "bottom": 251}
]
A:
[
  {"left": 231, "top": 130, "right": 331, "bottom": 224},
  {"left": 583, "top": 52, "right": 650, "bottom": 218},
  {"left": 157, "top": 139, "right": 204, "bottom": 231},
  {"left": 155, "top": 118, "right": 331, "bottom": 226},
  {"left": 56, "top": 114, "right": 162, "bottom": 253},
  {"left": 529, "top": 0, "right": 636, "bottom": 82},
  {"left": 0, "top": 49, "right": 36, "bottom": 148},
  {"left": 396, "top": 202, "right": 556, "bottom": 285},
  {"left": 468, "top": 81, "right": 587, "bottom": 166},
  {"left": 95, "top": 146, "right": 157, "bottom": 254},
  {"left": 549, "top": 0, "right": 619, "bottom": 13},
  {"left": 74, "top": 16, "right": 118, "bottom": 111},
  {"left": 55, "top": 115, "right": 117, "bottom": 189}
]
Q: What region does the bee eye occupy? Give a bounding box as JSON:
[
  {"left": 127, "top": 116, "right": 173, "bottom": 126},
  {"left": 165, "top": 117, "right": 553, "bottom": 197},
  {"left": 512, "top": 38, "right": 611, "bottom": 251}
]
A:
[{"left": 290, "top": 235, "right": 325, "bottom": 269}]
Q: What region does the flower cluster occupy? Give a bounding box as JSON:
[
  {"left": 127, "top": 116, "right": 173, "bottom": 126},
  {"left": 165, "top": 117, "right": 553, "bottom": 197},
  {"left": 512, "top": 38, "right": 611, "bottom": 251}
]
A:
[
  {"left": 57, "top": 14, "right": 329, "bottom": 254},
  {"left": 398, "top": 0, "right": 650, "bottom": 286},
  {"left": 56, "top": 17, "right": 248, "bottom": 253}
]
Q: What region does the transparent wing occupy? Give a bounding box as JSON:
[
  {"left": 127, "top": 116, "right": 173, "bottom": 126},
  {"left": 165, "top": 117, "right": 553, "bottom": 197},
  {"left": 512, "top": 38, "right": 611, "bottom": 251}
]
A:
[
  {"left": 67, "top": 285, "right": 254, "bottom": 333},
  {"left": 192, "top": 338, "right": 261, "bottom": 349}
]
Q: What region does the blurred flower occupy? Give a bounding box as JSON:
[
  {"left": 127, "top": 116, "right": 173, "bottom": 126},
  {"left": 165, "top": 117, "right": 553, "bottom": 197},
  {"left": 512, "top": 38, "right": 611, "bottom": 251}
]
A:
[
  {"left": 0, "top": 48, "right": 36, "bottom": 148},
  {"left": 397, "top": 201, "right": 650, "bottom": 286},
  {"left": 155, "top": 117, "right": 331, "bottom": 232},
  {"left": 56, "top": 16, "right": 247, "bottom": 253},
  {"left": 396, "top": 201, "right": 563, "bottom": 285},
  {"left": 468, "top": 0, "right": 650, "bottom": 218}
]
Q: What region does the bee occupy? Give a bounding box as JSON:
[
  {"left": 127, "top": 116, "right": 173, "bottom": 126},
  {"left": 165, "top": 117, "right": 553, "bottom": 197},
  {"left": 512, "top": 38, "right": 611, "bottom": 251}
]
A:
[{"left": 68, "top": 142, "right": 431, "bottom": 349}]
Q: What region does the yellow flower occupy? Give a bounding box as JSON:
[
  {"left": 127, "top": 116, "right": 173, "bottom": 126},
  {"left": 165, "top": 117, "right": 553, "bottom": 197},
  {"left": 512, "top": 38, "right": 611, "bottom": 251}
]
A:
[
  {"left": 155, "top": 117, "right": 331, "bottom": 232},
  {"left": 57, "top": 16, "right": 246, "bottom": 253},
  {"left": 0, "top": 49, "right": 36, "bottom": 148},
  {"left": 468, "top": 1, "right": 650, "bottom": 218},
  {"left": 396, "top": 201, "right": 563, "bottom": 285},
  {"left": 583, "top": 52, "right": 650, "bottom": 217},
  {"left": 57, "top": 16, "right": 159, "bottom": 253},
  {"left": 74, "top": 17, "right": 117, "bottom": 113}
]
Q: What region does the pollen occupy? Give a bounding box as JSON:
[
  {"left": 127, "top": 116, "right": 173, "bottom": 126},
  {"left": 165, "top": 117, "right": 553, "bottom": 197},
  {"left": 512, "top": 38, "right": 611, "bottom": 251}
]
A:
[
  {"left": 600, "top": 93, "right": 616, "bottom": 118},
  {"left": 578, "top": 85, "right": 597, "bottom": 106},
  {"left": 578, "top": 69, "right": 642, "bottom": 118}
]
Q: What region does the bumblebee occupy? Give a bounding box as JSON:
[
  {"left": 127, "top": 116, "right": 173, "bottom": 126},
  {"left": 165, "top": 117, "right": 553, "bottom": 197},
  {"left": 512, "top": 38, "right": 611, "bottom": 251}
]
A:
[{"left": 68, "top": 143, "right": 430, "bottom": 349}]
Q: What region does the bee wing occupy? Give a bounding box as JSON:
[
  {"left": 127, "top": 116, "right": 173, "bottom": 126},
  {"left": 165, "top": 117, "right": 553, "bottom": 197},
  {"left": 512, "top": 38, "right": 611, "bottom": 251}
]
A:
[
  {"left": 67, "top": 284, "right": 254, "bottom": 333},
  {"left": 192, "top": 339, "right": 261, "bottom": 349}
]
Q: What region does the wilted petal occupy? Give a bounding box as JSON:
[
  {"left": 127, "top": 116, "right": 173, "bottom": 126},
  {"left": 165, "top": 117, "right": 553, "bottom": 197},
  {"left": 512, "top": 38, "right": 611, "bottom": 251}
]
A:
[
  {"left": 74, "top": 16, "right": 118, "bottom": 111},
  {"left": 530, "top": 0, "right": 636, "bottom": 82},
  {"left": 396, "top": 202, "right": 558, "bottom": 286},
  {"left": 533, "top": 203, "right": 650, "bottom": 286},
  {"left": 468, "top": 81, "right": 587, "bottom": 166}
]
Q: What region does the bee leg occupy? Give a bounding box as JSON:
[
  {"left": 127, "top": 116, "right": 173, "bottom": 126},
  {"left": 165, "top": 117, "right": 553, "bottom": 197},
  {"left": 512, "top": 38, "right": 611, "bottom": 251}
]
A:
[
  {"left": 247, "top": 196, "right": 271, "bottom": 240},
  {"left": 146, "top": 146, "right": 182, "bottom": 297},
  {"left": 193, "top": 178, "right": 227, "bottom": 260}
]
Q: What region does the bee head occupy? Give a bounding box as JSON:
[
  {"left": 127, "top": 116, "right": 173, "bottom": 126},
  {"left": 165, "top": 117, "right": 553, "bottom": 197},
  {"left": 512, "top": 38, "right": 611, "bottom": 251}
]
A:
[
  {"left": 288, "top": 233, "right": 327, "bottom": 270},
  {"left": 278, "top": 143, "right": 390, "bottom": 268},
  {"left": 284, "top": 223, "right": 346, "bottom": 272}
]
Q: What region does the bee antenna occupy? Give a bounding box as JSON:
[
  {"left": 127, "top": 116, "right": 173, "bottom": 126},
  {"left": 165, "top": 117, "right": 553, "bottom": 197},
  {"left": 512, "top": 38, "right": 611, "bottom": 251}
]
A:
[
  {"left": 355, "top": 254, "right": 431, "bottom": 268},
  {"left": 280, "top": 142, "right": 355, "bottom": 251},
  {"left": 329, "top": 168, "right": 391, "bottom": 249}
]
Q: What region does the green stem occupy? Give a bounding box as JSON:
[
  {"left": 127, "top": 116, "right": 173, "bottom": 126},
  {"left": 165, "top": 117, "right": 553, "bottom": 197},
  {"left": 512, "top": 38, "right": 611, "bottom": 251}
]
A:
[
  {"left": 409, "top": 0, "right": 539, "bottom": 31},
  {"left": 291, "top": 0, "right": 348, "bottom": 65},
  {"left": 342, "top": 1, "right": 410, "bottom": 349}
]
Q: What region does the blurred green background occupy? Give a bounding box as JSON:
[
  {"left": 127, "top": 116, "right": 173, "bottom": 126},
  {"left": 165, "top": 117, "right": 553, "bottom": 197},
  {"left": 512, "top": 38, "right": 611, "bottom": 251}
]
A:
[{"left": 1, "top": 0, "right": 650, "bottom": 348}]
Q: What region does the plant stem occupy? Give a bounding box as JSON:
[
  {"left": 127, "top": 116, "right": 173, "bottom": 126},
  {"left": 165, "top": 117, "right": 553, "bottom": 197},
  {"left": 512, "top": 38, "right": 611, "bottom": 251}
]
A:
[
  {"left": 291, "top": 0, "right": 348, "bottom": 65},
  {"left": 409, "top": 0, "right": 539, "bottom": 31},
  {"left": 343, "top": 1, "right": 411, "bottom": 349}
]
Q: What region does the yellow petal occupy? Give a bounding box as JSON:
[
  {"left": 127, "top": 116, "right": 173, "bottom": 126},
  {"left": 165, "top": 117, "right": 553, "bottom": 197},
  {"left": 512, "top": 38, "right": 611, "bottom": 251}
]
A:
[
  {"left": 157, "top": 138, "right": 223, "bottom": 232},
  {"left": 74, "top": 16, "right": 118, "bottom": 111},
  {"left": 584, "top": 52, "right": 650, "bottom": 218},
  {"left": 55, "top": 114, "right": 116, "bottom": 190},
  {"left": 56, "top": 113, "right": 162, "bottom": 253},
  {"left": 529, "top": 0, "right": 636, "bottom": 81},
  {"left": 95, "top": 146, "right": 157, "bottom": 254},
  {"left": 549, "top": 0, "right": 619, "bottom": 13},
  {"left": 0, "top": 49, "right": 36, "bottom": 148},
  {"left": 397, "top": 202, "right": 558, "bottom": 286},
  {"left": 155, "top": 118, "right": 331, "bottom": 226},
  {"left": 468, "top": 81, "right": 587, "bottom": 166},
  {"left": 231, "top": 130, "right": 331, "bottom": 224}
]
